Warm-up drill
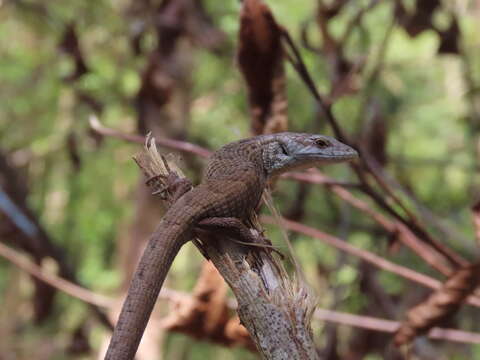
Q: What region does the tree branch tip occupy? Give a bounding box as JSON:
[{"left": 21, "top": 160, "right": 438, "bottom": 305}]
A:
[{"left": 88, "top": 114, "right": 102, "bottom": 131}]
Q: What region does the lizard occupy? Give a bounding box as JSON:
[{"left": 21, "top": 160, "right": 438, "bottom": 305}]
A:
[{"left": 104, "top": 132, "right": 358, "bottom": 360}]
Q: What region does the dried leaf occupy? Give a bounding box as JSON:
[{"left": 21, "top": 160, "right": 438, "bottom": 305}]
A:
[
  {"left": 472, "top": 201, "right": 480, "bottom": 246},
  {"left": 161, "top": 262, "right": 255, "bottom": 348},
  {"left": 395, "top": 263, "right": 480, "bottom": 346},
  {"left": 238, "top": 0, "right": 287, "bottom": 135},
  {"left": 395, "top": 0, "right": 441, "bottom": 37},
  {"left": 437, "top": 17, "right": 460, "bottom": 54},
  {"left": 59, "top": 23, "right": 89, "bottom": 81}
]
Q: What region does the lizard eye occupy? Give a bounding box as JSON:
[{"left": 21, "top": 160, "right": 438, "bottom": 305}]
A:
[
  {"left": 315, "top": 138, "right": 330, "bottom": 148},
  {"left": 279, "top": 143, "right": 289, "bottom": 156}
]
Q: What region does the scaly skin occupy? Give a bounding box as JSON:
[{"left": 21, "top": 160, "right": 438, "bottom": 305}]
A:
[{"left": 105, "top": 133, "right": 357, "bottom": 360}]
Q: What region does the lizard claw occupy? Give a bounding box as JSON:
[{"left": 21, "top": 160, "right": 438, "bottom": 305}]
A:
[{"left": 151, "top": 186, "right": 169, "bottom": 199}]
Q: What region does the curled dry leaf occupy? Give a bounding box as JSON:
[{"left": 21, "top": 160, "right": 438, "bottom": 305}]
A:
[
  {"left": 395, "top": 263, "right": 480, "bottom": 346},
  {"left": 437, "top": 17, "right": 460, "bottom": 55},
  {"left": 472, "top": 201, "right": 480, "bottom": 246},
  {"left": 238, "top": 0, "right": 287, "bottom": 135},
  {"left": 161, "top": 262, "right": 236, "bottom": 345},
  {"left": 394, "top": 0, "right": 441, "bottom": 37},
  {"left": 394, "top": 0, "right": 459, "bottom": 54}
]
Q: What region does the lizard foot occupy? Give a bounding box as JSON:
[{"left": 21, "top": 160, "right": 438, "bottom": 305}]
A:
[
  {"left": 196, "top": 217, "right": 284, "bottom": 259},
  {"left": 146, "top": 172, "right": 193, "bottom": 203}
]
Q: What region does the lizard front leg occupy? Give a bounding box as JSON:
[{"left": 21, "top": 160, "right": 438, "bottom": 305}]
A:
[
  {"left": 196, "top": 217, "right": 283, "bottom": 257},
  {"left": 146, "top": 172, "right": 193, "bottom": 204}
]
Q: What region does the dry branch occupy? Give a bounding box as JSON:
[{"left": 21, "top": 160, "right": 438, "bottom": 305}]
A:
[
  {"left": 89, "top": 119, "right": 480, "bottom": 307},
  {"left": 3, "top": 239, "right": 480, "bottom": 346}
]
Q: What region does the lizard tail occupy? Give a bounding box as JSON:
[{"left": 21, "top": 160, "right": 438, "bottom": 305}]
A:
[{"left": 104, "top": 216, "right": 192, "bottom": 360}]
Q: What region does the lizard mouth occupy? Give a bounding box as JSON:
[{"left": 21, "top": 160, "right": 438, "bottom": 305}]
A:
[{"left": 296, "top": 149, "right": 358, "bottom": 162}]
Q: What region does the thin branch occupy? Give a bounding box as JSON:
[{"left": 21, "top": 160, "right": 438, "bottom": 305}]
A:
[
  {"left": 0, "top": 241, "right": 112, "bottom": 308},
  {"left": 89, "top": 116, "right": 212, "bottom": 158},
  {"left": 314, "top": 308, "right": 480, "bottom": 345},
  {"left": 340, "top": 0, "right": 379, "bottom": 47},
  {"left": 361, "top": 151, "right": 468, "bottom": 267},
  {"left": 280, "top": 24, "right": 464, "bottom": 271},
  {"left": 283, "top": 170, "right": 454, "bottom": 276},
  {"left": 89, "top": 119, "right": 462, "bottom": 276},
  {"left": 261, "top": 215, "right": 480, "bottom": 308},
  {"left": 0, "top": 240, "right": 197, "bottom": 308},
  {"left": 280, "top": 29, "right": 347, "bottom": 140},
  {"left": 3, "top": 237, "right": 480, "bottom": 345}
]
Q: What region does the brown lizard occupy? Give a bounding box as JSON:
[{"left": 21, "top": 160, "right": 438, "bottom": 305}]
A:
[{"left": 104, "top": 132, "right": 358, "bottom": 360}]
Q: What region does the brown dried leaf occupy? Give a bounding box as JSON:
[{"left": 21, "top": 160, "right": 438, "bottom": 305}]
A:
[
  {"left": 395, "top": 0, "right": 441, "bottom": 37},
  {"left": 395, "top": 263, "right": 480, "bottom": 346},
  {"left": 472, "top": 201, "right": 480, "bottom": 246},
  {"left": 238, "top": 0, "right": 287, "bottom": 135},
  {"left": 224, "top": 315, "right": 256, "bottom": 351},
  {"left": 161, "top": 262, "right": 256, "bottom": 348},
  {"left": 437, "top": 17, "right": 460, "bottom": 54},
  {"left": 59, "top": 23, "right": 89, "bottom": 81}
]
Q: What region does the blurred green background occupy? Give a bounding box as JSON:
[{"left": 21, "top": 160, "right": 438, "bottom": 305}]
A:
[{"left": 1, "top": 0, "right": 480, "bottom": 359}]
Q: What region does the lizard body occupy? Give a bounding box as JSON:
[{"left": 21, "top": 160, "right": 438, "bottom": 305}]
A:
[{"left": 105, "top": 133, "right": 357, "bottom": 360}]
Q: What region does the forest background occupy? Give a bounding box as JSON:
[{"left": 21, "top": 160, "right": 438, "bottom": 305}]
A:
[{"left": 1, "top": 0, "right": 480, "bottom": 359}]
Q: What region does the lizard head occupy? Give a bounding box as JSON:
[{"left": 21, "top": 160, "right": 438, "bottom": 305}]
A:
[{"left": 262, "top": 133, "right": 358, "bottom": 177}]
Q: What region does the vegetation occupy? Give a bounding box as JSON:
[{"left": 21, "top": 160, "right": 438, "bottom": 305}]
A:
[{"left": 1, "top": 0, "right": 480, "bottom": 359}]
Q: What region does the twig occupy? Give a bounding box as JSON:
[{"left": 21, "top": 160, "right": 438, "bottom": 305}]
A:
[
  {"left": 314, "top": 308, "right": 480, "bottom": 345},
  {"left": 0, "top": 241, "right": 112, "bottom": 308},
  {"left": 340, "top": 0, "right": 379, "bottom": 47},
  {"left": 280, "top": 29, "right": 347, "bottom": 140},
  {"left": 3, "top": 237, "right": 480, "bottom": 345},
  {"left": 280, "top": 24, "right": 465, "bottom": 271},
  {"left": 294, "top": 169, "right": 455, "bottom": 276},
  {"left": 89, "top": 119, "right": 462, "bottom": 276},
  {"left": 89, "top": 116, "right": 212, "bottom": 158},
  {"left": 259, "top": 215, "right": 476, "bottom": 303},
  {"left": 361, "top": 152, "right": 468, "bottom": 268}
]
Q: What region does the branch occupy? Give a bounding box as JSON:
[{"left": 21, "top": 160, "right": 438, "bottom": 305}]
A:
[
  {"left": 89, "top": 119, "right": 463, "bottom": 277},
  {"left": 89, "top": 116, "right": 212, "bottom": 158},
  {"left": 0, "top": 241, "right": 112, "bottom": 308},
  {"left": 280, "top": 25, "right": 465, "bottom": 271},
  {"left": 3, "top": 237, "right": 480, "bottom": 346},
  {"left": 314, "top": 308, "right": 480, "bottom": 345}
]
